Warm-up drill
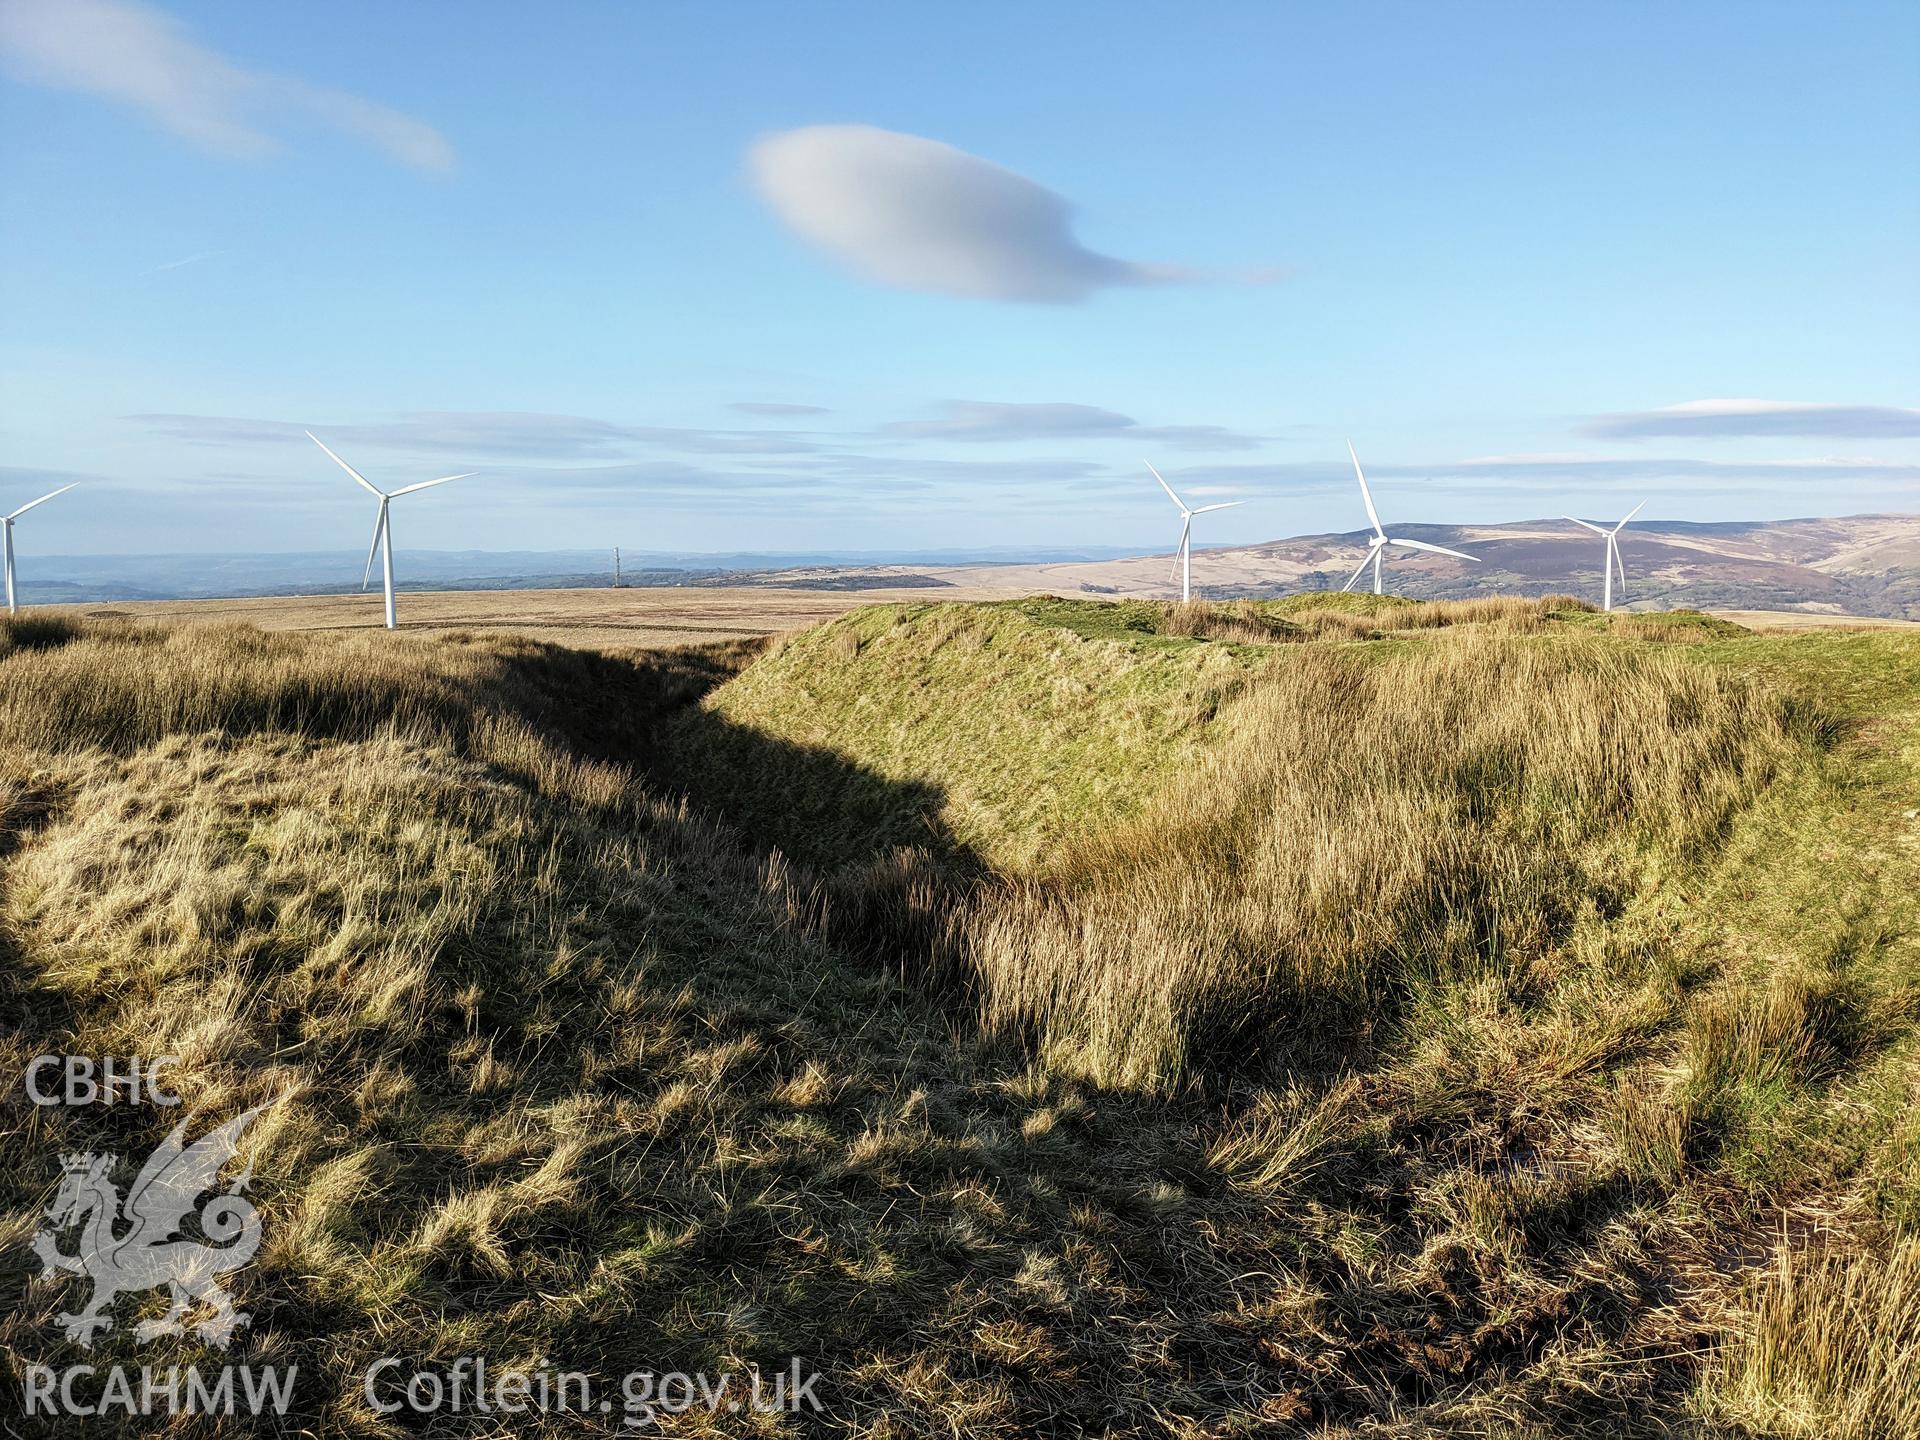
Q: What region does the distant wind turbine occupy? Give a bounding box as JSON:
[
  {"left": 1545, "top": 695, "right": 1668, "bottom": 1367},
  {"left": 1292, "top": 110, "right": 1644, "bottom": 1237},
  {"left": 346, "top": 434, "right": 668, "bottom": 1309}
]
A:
[
  {"left": 1339, "top": 441, "right": 1478, "bottom": 595},
  {"left": 1145, "top": 462, "right": 1244, "bottom": 602},
  {"left": 1564, "top": 501, "right": 1644, "bottom": 612},
  {"left": 4, "top": 483, "right": 77, "bottom": 615},
  {"left": 308, "top": 433, "right": 474, "bottom": 630}
]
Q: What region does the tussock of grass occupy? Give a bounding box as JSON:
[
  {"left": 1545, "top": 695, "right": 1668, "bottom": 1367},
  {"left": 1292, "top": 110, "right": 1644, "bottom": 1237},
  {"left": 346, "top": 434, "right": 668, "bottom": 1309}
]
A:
[
  {"left": 1162, "top": 597, "right": 1301, "bottom": 643},
  {"left": 963, "top": 634, "right": 1816, "bottom": 1087},
  {"left": 1707, "top": 1239, "right": 1920, "bottom": 1437},
  {"left": 1611, "top": 608, "right": 1751, "bottom": 643}
]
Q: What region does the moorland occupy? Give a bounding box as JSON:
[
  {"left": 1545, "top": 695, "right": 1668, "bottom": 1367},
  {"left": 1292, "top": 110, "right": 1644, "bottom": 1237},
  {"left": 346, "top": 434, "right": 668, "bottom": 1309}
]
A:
[{"left": 3, "top": 593, "right": 1917, "bottom": 1437}]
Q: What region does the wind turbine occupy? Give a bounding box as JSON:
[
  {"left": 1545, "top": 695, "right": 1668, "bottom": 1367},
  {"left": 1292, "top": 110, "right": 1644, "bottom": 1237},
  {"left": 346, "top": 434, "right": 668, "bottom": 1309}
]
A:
[
  {"left": 4, "top": 483, "right": 77, "bottom": 615},
  {"left": 1339, "top": 441, "right": 1478, "bottom": 595},
  {"left": 1145, "top": 463, "right": 1244, "bottom": 601},
  {"left": 308, "top": 433, "right": 473, "bottom": 630},
  {"left": 1564, "top": 501, "right": 1644, "bottom": 612}
]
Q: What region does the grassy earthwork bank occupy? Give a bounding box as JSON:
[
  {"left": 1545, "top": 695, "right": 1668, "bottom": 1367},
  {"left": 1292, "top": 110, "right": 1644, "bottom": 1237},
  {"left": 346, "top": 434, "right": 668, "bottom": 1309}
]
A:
[{"left": 2, "top": 596, "right": 1917, "bottom": 1436}]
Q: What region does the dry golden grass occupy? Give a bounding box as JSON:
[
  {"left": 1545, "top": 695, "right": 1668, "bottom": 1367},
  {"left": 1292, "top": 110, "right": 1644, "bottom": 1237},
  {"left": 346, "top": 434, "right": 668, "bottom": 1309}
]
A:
[
  {"left": 75, "top": 582, "right": 1020, "bottom": 650},
  {"left": 1383, "top": 593, "right": 1593, "bottom": 630},
  {"left": 1708, "top": 1239, "right": 1920, "bottom": 1436},
  {"left": 1161, "top": 598, "right": 1298, "bottom": 643},
  {"left": 959, "top": 634, "right": 1814, "bottom": 1087},
  {"left": 1138, "top": 593, "right": 1593, "bottom": 646},
  {"left": 3, "top": 605, "right": 1917, "bottom": 1437},
  {"left": 0, "top": 611, "right": 749, "bottom": 768}
]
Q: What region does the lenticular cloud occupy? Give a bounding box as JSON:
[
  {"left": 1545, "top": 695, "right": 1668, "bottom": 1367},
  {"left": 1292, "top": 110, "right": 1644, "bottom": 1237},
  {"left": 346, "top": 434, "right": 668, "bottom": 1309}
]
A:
[{"left": 748, "top": 124, "right": 1188, "bottom": 304}]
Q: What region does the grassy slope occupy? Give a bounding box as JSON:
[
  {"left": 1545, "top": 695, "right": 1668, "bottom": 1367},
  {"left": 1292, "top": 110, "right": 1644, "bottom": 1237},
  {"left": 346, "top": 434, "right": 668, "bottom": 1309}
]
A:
[
  {"left": 660, "top": 598, "right": 1279, "bottom": 869},
  {"left": 659, "top": 594, "right": 1678, "bottom": 874},
  {"left": 667, "top": 598, "right": 1920, "bottom": 1429},
  {"left": 1669, "top": 631, "right": 1920, "bottom": 1432},
  {"left": 1, "top": 620, "right": 1330, "bottom": 1437},
  {"left": 3, "top": 607, "right": 1918, "bottom": 1437}
]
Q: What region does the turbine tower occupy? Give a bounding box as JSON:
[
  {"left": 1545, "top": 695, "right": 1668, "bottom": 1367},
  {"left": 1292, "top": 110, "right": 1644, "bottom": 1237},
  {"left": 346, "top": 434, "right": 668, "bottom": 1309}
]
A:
[
  {"left": 3, "top": 483, "right": 77, "bottom": 615},
  {"left": 1339, "top": 441, "right": 1478, "bottom": 595},
  {"left": 1564, "top": 501, "right": 1644, "bottom": 612},
  {"left": 1146, "top": 462, "right": 1244, "bottom": 602},
  {"left": 308, "top": 433, "right": 473, "bottom": 630}
]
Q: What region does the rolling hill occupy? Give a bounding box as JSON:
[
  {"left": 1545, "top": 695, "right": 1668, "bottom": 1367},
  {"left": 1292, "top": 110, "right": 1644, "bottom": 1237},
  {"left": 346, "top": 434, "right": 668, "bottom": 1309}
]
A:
[
  {"left": 808, "top": 513, "right": 1920, "bottom": 619},
  {"left": 14, "top": 515, "right": 1916, "bottom": 621}
]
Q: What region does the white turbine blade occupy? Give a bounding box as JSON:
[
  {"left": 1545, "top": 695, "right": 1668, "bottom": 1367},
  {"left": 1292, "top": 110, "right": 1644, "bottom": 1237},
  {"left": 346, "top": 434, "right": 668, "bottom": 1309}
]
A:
[
  {"left": 5, "top": 482, "right": 78, "bottom": 521},
  {"left": 308, "top": 432, "right": 384, "bottom": 497},
  {"left": 1144, "top": 461, "right": 1187, "bottom": 514},
  {"left": 1611, "top": 500, "right": 1646, "bottom": 534},
  {"left": 389, "top": 472, "right": 476, "bottom": 497},
  {"left": 1168, "top": 516, "right": 1192, "bottom": 585},
  {"left": 1190, "top": 501, "right": 1245, "bottom": 514},
  {"left": 362, "top": 505, "right": 387, "bottom": 590},
  {"left": 1563, "top": 515, "right": 1609, "bottom": 535},
  {"left": 1611, "top": 536, "right": 1627, "bottom": 589},
  {"left": 1388, "top": 537, "right": 1480, "bottom": 562},
  {"left": 1338, "top": 549, "right": 1373, "bottom": 593},
  {"left": 1347, "top": 440, "right": 1384, "bottom": 537}
]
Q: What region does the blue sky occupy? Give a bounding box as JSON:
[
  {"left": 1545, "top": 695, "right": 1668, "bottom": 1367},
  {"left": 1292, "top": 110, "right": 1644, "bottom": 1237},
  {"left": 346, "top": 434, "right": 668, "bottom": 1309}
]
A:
[{"left": 1, "top": 0, "right": 1915, "bottom": 557}]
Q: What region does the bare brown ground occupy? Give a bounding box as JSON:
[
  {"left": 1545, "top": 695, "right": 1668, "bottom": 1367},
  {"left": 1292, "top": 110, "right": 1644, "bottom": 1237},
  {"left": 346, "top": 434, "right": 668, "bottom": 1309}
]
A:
[{"left": 57, "top": 583, "right": 1025, "bottom": 649}]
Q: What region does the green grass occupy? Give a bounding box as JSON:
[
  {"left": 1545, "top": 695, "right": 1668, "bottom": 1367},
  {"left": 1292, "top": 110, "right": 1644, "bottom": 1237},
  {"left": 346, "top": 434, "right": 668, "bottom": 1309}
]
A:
[
  {"left": 658, "top": 599, "right": 1281, "bottom": 868},
  {"left": 656, "top": 594, "right": 1615, "bottom": 872},
  {"left": 4, "top": 603, "right": 1919, "bottom": 1436}
]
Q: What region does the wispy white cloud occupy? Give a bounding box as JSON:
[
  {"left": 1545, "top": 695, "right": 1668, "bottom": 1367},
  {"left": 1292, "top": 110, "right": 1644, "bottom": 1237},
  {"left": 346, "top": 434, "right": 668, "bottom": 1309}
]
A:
[
  {"left": 128, "top": 406, "right": 1917, "bottom": 517},
  {"left": 748, "top": 124, "right": 1198, "bottom": 303},
  {"left": 0, "top": 0, "right": 453, "bottom": 170},
  {"left": 729, "top": 402, "right": 832, "bottom": 417},
  {"left": 143, "top": 247, "right": 227, "bottom": 275},
  {"left": 881, "top": 400, "right": 1261, "bottom": 451},
  {"left": 128, "top": 412, "right": 821, "bottom": 458},
  {"left": 1584, "top": 399, "right": 1920, "bottom": 440},
  {"left": 777, "top": 452, "right": 1105, "bottom": 487},
  {"left": 1156, "top": 454, "right": 1920, "bottom": 500}
]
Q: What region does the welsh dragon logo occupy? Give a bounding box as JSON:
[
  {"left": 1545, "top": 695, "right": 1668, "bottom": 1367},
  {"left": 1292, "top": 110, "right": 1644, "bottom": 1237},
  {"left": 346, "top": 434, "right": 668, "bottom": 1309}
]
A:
[{"left": 32, "top": 1105, "right": 270, "bottom": 1349}]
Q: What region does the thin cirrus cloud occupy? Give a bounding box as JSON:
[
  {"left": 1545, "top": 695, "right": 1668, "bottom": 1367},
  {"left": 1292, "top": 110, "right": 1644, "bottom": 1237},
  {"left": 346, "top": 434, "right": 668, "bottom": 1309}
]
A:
[
  {"left": 3, "top": 464, "right": 102, "bottom": 497},
  {"left": 748, "top": 124, "right": 1201, "bottom": 304},
  {"left": 0, "top": 0, "right": 453, "bottom": 170},
  {"left": 881, "top": 401, "right": 1261, "bottom": 452},
  {"left": 1158, "top": 455, "right": 1920, "bottom": 501},
  {"left": 128, "top": 412, "right": 821, "bottom": 459},
  {"left": 143, "top": 248, "right": 229, "bottom": 276},
  {"left": 728, "top": 402, "right": 833, "bottom": 417},
  {"left": 1584, "top": 399, "right": 1920, "bottom": 440}
]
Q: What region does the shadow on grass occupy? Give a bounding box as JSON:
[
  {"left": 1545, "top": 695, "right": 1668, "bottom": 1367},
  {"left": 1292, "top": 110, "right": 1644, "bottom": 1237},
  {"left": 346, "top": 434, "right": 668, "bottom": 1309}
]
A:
[{"left": 0, "top": 617, "right": 1806, "bottom": 1436}]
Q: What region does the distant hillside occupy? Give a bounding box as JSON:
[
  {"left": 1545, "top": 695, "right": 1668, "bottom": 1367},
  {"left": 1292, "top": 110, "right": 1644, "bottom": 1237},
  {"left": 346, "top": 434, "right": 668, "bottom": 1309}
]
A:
[
  {"left": 11, "top": 516, "right": 1916, "bottom": 616},
  {"left": 888, "top": 513, "right": 1920, "bottom": 619}
]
